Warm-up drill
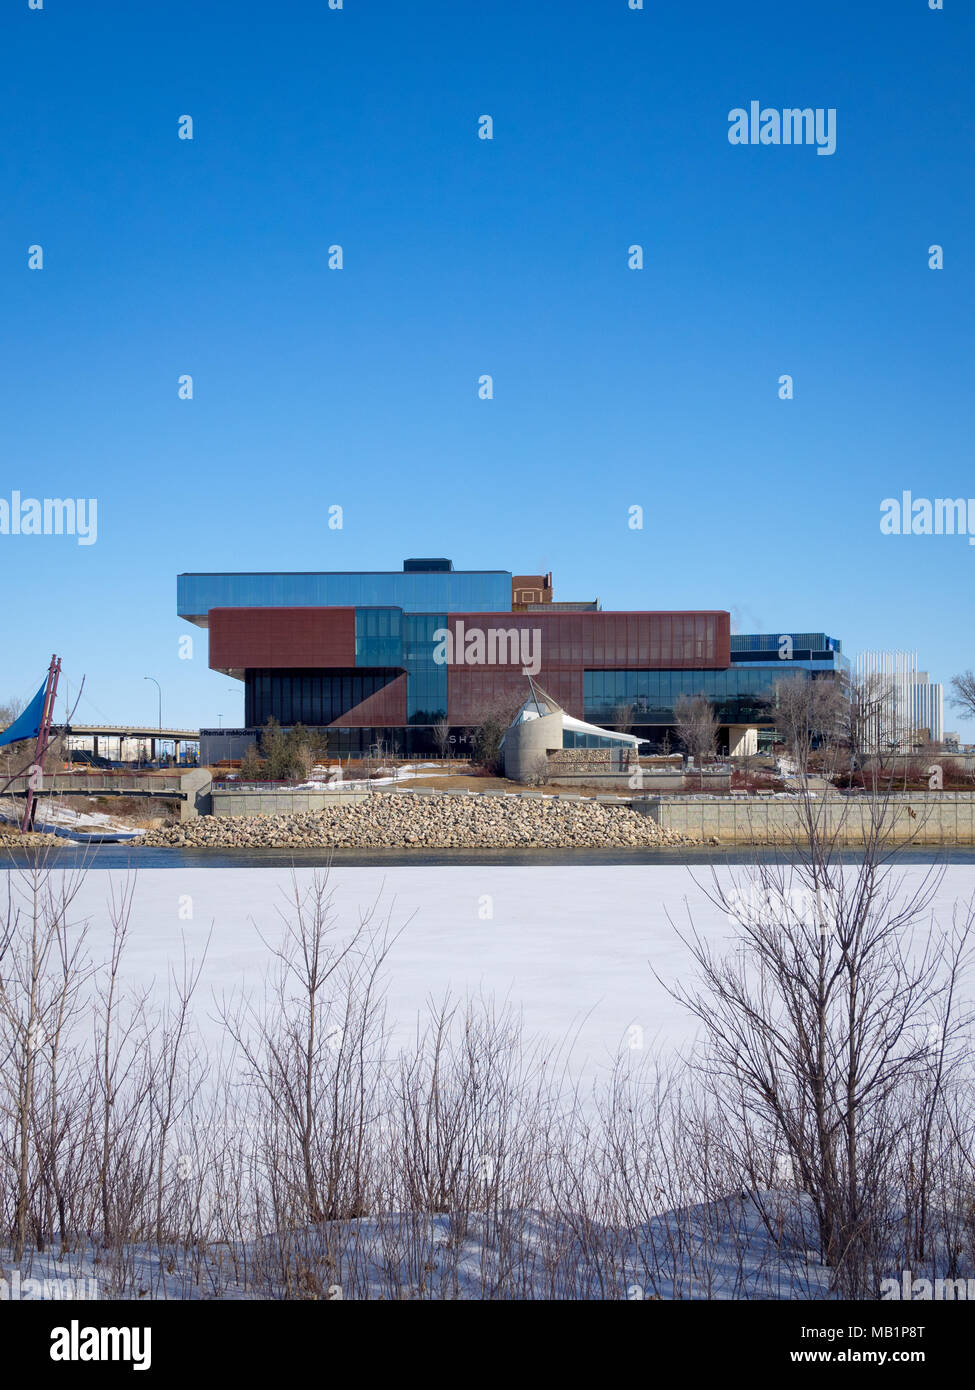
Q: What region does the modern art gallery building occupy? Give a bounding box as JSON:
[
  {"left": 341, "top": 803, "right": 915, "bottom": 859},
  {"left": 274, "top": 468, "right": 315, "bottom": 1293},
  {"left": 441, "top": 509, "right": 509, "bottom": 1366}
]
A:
[{"left": 177, "top": 558, "right": 846, "bottom": 760}]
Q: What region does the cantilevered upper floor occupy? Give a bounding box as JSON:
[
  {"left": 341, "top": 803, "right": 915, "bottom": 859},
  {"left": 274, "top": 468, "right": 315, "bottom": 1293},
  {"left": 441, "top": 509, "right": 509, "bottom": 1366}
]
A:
[{"left": 177, "top": 560, "right": 514, "bottom": 626}]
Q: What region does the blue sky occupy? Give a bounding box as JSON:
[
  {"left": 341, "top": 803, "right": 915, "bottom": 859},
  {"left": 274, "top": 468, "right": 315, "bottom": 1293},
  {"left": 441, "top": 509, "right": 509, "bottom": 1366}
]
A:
[{"left": 1, "top": 0, "right": 972, "bottom": 736}]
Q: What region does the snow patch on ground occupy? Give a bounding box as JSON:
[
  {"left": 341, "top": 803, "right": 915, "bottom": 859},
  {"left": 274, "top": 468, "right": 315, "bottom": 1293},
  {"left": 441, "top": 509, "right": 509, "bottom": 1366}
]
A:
[
  {"left": 0, "top": 798, "right": 145, "bottom": 840},
  {"left": 293, "top": 762, "right": 445, "bottom": 790},
  {"left": 0, "top": 1192, "right": 833, "bottom": 1300}
]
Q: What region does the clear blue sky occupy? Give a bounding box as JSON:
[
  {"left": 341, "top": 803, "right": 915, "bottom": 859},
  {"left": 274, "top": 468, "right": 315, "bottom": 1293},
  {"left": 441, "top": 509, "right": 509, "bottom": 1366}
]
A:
[{"left": 2, "top": 0, "right": 972, "bottom": 737}]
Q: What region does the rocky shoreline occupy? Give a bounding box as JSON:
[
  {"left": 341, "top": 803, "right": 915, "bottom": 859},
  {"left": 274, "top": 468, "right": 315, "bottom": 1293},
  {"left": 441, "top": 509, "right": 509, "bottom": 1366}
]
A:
[
  {"left": 0, "top": 827, "right": 62, "bottom": 849},
  {"left": 140, "top": 792, "right": 699, "bottom": 850}
]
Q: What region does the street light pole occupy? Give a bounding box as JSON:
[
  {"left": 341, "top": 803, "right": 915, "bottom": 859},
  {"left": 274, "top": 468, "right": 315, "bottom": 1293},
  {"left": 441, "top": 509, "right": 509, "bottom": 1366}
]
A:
[
  {"left": 144, "top": 676, "right": 162, "bottom": 765},
  {"left": 144, "top": 675, "right": 162, "bottom": 729}
]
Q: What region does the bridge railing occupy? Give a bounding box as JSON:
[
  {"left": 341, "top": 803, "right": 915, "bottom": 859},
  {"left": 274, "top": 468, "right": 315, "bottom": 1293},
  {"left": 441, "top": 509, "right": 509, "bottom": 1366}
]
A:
[{"left": 3, "top": 774, "right": 185, "bottom": 795}]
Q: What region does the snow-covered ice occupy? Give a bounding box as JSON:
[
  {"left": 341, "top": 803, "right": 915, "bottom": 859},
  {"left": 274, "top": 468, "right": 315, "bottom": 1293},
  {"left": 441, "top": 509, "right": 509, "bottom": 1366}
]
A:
[{"left": 17, "top": 862, "right": 975, "bottom": 1082}]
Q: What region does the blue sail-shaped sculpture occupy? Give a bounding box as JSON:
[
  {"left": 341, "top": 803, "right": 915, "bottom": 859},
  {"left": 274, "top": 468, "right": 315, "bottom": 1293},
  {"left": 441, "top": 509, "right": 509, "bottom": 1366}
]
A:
[{"left": 0, "top": 679, "right": 48, "bottom": 747}]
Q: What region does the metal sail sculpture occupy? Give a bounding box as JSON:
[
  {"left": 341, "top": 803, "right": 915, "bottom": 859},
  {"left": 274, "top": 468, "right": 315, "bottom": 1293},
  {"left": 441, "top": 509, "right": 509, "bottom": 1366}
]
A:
[{"left": 0, "top": 655, "right": 62, "bottom": 833}]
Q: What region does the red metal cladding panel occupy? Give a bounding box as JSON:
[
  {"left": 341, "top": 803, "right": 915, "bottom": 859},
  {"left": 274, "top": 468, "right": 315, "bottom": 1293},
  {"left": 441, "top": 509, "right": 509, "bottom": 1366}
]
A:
[
  {"left": 331, "top": 674, "right": 407, "bottom": 727},
  {"left": 442, "top": 611, "right": 729, "bottom": 674},
  {"left": 208, "top": 607, "right": 356, "bottom": 670},
  {"left": 442, "top": 611, "right": 728, "bottom": 723},
  {"left": 448, "top": 668, "right": 584, "bottom": 724}
]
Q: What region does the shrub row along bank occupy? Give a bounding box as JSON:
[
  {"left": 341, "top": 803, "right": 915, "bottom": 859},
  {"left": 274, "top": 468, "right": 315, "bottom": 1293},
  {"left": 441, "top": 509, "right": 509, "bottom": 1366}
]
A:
[{"left": 140, "top": 791, "right": 698, "bottom": 849}]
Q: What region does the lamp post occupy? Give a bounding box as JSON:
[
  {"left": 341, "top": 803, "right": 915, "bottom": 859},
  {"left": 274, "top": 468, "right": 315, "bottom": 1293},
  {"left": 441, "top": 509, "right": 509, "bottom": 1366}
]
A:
[
  {"left": 144, "top": 676, "right": 162, "bottom": 730},
  {"left": 144, "top": 676, "right": 162, "bottom": 764}
]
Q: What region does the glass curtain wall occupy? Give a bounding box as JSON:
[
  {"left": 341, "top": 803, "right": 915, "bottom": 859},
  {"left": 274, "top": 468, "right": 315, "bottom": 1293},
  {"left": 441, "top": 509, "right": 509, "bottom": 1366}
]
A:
[{"left": 583, "top": 666, "right": 809, "bottom": 725}]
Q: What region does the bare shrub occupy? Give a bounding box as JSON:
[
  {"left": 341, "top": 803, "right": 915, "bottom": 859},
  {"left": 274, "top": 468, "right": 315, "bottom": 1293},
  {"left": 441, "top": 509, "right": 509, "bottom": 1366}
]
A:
[
  {"left": 0, "top": 844, "right": 971, "bottom": 1302},
  {"left": 662, "top": 792, "right": 975, "bottom": 1297}
]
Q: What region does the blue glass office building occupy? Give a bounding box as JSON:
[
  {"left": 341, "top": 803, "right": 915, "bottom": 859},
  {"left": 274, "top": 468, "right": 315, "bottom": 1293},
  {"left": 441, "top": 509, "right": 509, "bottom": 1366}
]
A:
[{"left": 178, "top": 559, "right": 847, "bottom": 757}]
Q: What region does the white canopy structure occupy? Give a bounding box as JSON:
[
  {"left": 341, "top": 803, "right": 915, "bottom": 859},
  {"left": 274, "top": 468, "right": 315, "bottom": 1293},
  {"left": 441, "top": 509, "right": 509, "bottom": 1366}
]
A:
[
  {"left": 500, "top": 677, "right": 647, "bottom": 780},
  {"left": 559, "top": 711, "right": 644, "bottom": 747}
]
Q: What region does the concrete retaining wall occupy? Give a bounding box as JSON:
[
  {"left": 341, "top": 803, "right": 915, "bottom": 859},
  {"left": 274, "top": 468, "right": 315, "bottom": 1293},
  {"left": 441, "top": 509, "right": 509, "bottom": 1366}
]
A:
[
  {"left": 632, "top": 794, "right": 975, "bottom": 845},
  {"left": 178, "top": 769, "right": 213, "bottom": 821},
  {"left": 210, "top": 787, "right": 372, "bottom": 817},
  {"left": 208, "top": 786, "right": 975, "bottom": 845}
]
